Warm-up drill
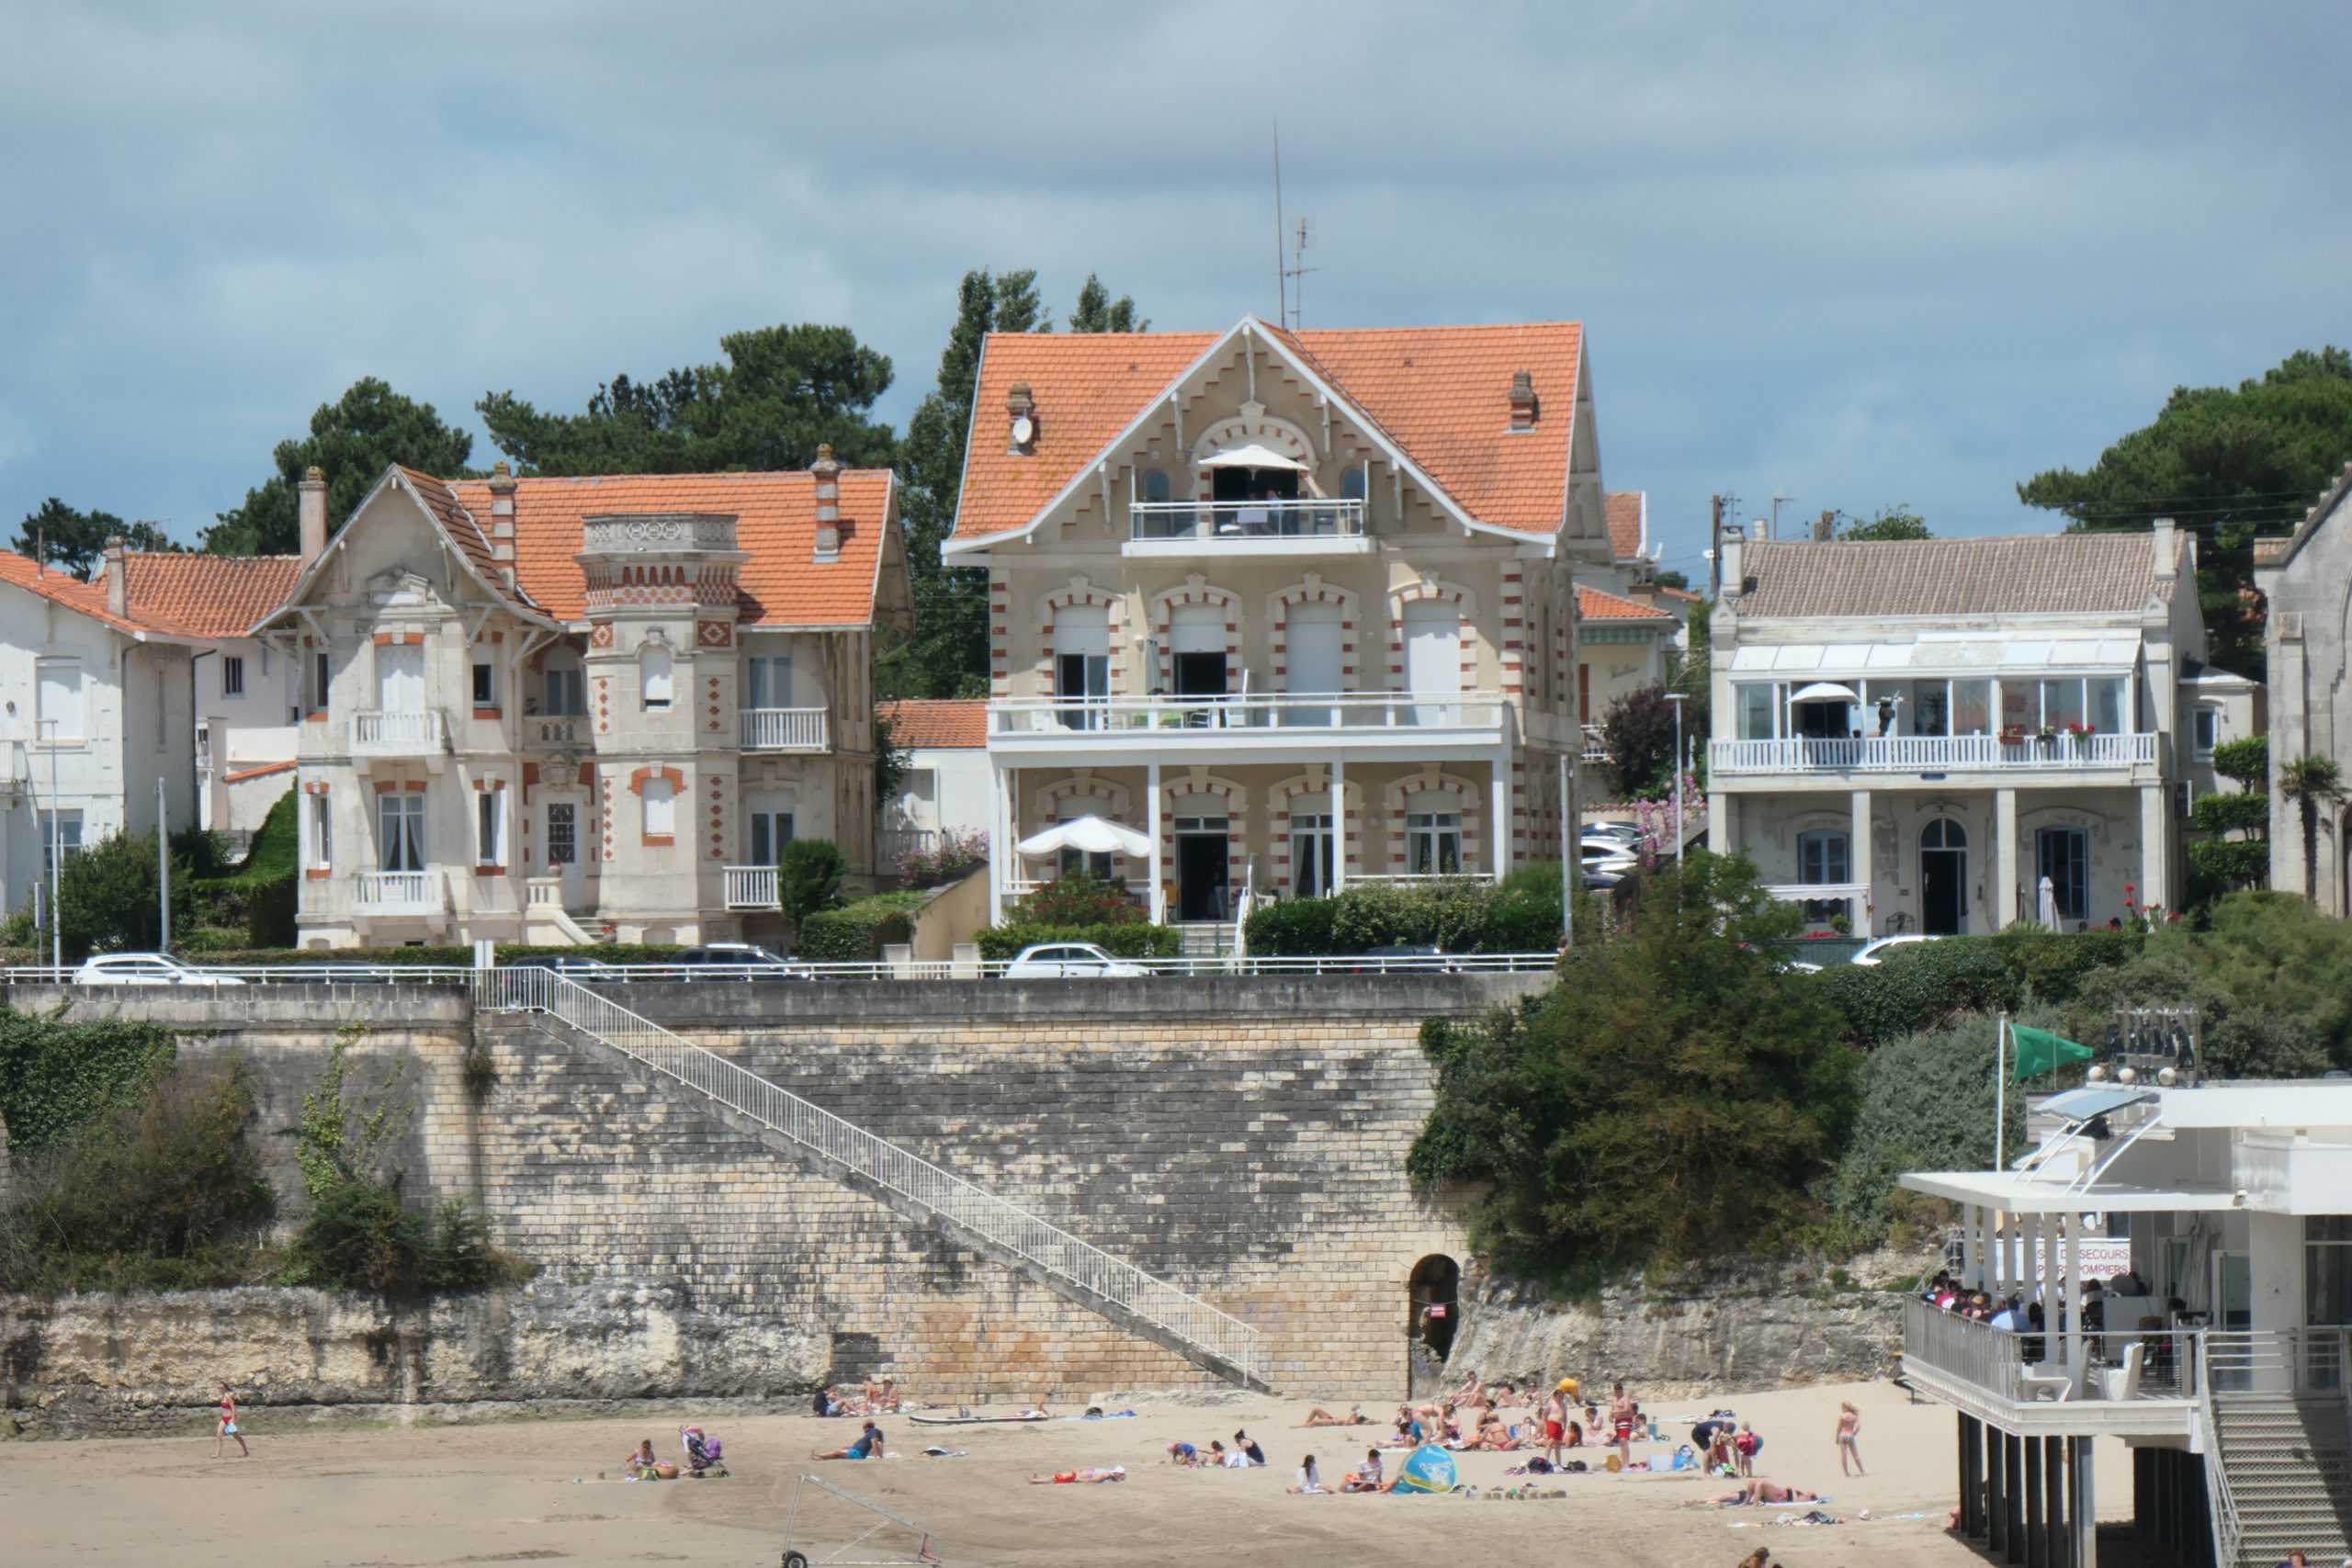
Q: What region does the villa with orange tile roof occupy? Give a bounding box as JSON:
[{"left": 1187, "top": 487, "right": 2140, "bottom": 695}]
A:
[
  {"left": 250, "top": 457, "right": 910, "bottom": 947},
  {"left": 874, "top": 698, "right": 991, "bottom": 866},
  {"left": 941, "top": 314, "right": 1616, "bottom": 924}
]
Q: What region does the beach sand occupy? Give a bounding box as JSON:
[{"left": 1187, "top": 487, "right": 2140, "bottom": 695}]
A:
[{"left": 0, "top": 1378, "right": 2127, "bottom": 1568}]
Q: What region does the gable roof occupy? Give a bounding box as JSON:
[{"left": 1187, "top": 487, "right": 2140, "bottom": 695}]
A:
[
  {"left": 953, "top": 317, "right": 1584, "bottom": 543},
  {"left": 1604, "top": 491, "right": 1645, "bottom": 560},
  {"left": 1577, "top": 583, "right": 1677, "bottom": 623},
  {"left": 112, "top": 552, "right": 303, "bottom": 637},
  {"left": 0, "top": 552, "right": 176, "bottom": 637},
  {"left": 1735, "top": 535, "right": 2180, "bottom": 620},
  {"left": 876, "top": 698, "right": 987, "bottom": 750},
  {"left": 2253, "top": 458, "right": 2352, "bottom": 572}
]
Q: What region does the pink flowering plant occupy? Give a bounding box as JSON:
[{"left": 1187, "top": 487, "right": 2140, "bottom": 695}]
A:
[
  {"left": 896, "top": 829, "right": 989, "bottom": 889},
  {"left": 1628, "top": 773, "right": 1705, "bottom": 865}
]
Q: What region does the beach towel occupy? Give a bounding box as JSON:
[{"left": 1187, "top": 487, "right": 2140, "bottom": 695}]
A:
[{"left": 1391, "top": 1445, "right": 1457, "bottom": 1495}]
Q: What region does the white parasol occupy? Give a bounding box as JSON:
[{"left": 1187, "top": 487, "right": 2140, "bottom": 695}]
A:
[{"left": 1014, "top": 815, "right": 1152, "bottom": 860}]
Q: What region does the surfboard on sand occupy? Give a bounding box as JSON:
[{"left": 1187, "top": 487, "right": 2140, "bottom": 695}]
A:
[{"left": 907, "top": 1411, "right": 1049, "bottom": 1427}]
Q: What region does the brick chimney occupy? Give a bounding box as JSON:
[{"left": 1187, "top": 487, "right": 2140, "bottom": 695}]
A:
[
  {"left": 811, "top": 445, "right": 842, "bottom": 563},
  {"left": 104, "top": 536, "right": 128, "bottom": 617},
  {"left": 1006, "top": 382, "right": 1037, "bottom": 455},
  {"left": 298, "top": 466, "right": 329, "bottom": 566},
  {"left": 2152, "top": 515, "right": 2177, "bottom": 581},
  {"left": 488, "top": 460, "right": 518, "bottom": 588},
  {"left": 1508, "top": 369, "right": 1537, "bottom": 432}
]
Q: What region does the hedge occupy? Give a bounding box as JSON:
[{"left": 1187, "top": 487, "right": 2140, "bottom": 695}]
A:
[
  {"left": 1245, "top": 880, "right": 1563, "bottom": 957},
  {"left": 975, "top": 923, "right": 1183, "bottom": 961},
  {"left": 797, "top": 898, "right": 916, "bottom": 962},
  {"left": 1807, "top": 929, "right": 2139, "bottom": 1047},
  {"left": 172, "top": 943, "right": 688, "bottom": 967}
]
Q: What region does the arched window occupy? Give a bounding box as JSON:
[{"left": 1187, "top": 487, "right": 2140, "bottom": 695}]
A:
[
  {"left": 1922, "top": 818, "right": 1967, "bottom": 850},
  {"left": 1141, "top": 468, "right": 1171, "bottom": 502},
  {"left": 1340, "top": 466, "right": 1368, "bottom": 502},
  {"left": 639, "top": 644, "right": 674, "bottom": 710}
]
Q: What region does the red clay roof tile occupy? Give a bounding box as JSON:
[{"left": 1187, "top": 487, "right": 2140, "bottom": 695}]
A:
[
  {"left": 116, "top": 552, "right": 303, "bottom": 637},
  {"left": 876, "top": 698, "right": 987, "bottom": 750},
  {"left": 1605, "top": 491, "right": 1645, "bottom": 561},
  {"left": 1577, "top": 584, "right": 1677, "bottom": 622}
]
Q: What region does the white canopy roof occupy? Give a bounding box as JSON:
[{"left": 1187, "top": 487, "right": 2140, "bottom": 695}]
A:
[
  {"left": 1015, "top": 815, "right": 1153, "bottom": 859},
  {"left": 1730, "top": 634, "right": 2143, "bottom": 677},
  {"left": 1196, "top": 442, "right": 1307, "bottom": 472}
]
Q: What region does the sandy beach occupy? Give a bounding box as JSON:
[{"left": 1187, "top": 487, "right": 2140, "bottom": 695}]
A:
[{"left": 0, "top": 1378, "right": 2132, "bottom": 1568}]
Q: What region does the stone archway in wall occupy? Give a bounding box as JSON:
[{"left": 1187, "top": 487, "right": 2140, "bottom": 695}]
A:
[{"left": 1408, "top": 1253, "right": 1463, "bottom": 1395}]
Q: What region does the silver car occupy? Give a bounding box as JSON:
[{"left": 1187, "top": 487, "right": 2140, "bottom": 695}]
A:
[
  {"left": 72, "top": 953, "right": 247, "bottom": 987},
  {"left": 1001, "top": 942, "right": 1149, "bottom": 978}
]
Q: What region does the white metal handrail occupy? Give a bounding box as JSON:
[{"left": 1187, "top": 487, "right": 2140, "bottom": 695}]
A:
[
  {"left": 1129, "top": 498, "right": 1365, "bottom": 541},
  {"left": 1711, "top": 733, "right": 2159, "bottom": 774},
  {"left": 722, "top": 865, "right": 781, "bottom": 909},
  {"left": 991, "top": 692, "right": 1505, "bottom": 734},
  {"left": 355, "top": 869, "right": 444, "bottom": 911},
  {"left": 741, "top": 707, "right": 829, "bottom": 750},
  {"left": 351, "top": 709, "right": 447, "bottom": 752},
  {"left": 474, "top": 965, "right": 1271, "bottom": 1384}
]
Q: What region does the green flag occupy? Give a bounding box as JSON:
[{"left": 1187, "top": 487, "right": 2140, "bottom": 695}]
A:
[{"left": 2010, "top": 1023, "right": 2094, "bottom": 1083}]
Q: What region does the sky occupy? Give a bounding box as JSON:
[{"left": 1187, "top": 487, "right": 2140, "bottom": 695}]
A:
[{"left": 4, "top": 2, "right": 2349, "bottom": 581}]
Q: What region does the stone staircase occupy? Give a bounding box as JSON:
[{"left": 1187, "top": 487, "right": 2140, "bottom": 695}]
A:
[
  {"left": 1177, "top": 922, "right": 1228, "bottom": 959},
  {"left": 2210, "top": 1397, "right": 2352, "bottom": 1568},
  {"left": 473, "top": 967, "right": 1272, "bottom": 1392}
]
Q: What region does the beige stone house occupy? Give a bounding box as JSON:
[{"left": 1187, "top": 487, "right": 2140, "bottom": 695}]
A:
[
  {"left": 254, "top": 457, "right": 909, "bottom": 948},
  {"left": 1706, "top": 526, "right": 2241, "bottom": 936},
  {"left": 2253, "top": 461, "right": 2352, "bottom": 905},
  {"left": 941, "top": 315, "right": 1618, "bottom": 927}
]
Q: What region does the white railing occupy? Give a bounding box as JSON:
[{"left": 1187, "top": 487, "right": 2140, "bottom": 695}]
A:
[
  {"left": 1711, "top": 732, "right": 2160, "bottom": 774},
  {"left": 741, "top": 707, "right": 829, "bottom": 751},
  {"left": 1128, "top": 498, "right": 1366, "bottom": 541},
  {"left": 723, "top": 865, "right": 780, "bottom": 909},
  {"left": 530, "top": 716, "right": 584, "bottom": 745},
  {"left": 992, "top": 692, "right": 1505, "bottom": 735},
  {"left": 2203, "top": 1326, "right": 2349, "bottom": 1398},
  {"left": 351, "top": 709, "right": 447, "bottom": 755},
  {"left": 353, "top": 868, "right": 444, "bottom": 913},
  {"left": 473, "top": 965, "right": 1272, "bottom": 1385}
]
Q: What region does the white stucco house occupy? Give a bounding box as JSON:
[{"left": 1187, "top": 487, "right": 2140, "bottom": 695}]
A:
[
  {"left": 1706, "top": 525, "right": 2241, "bottom": 935},
  {"left": 875, "top": 698, "right": 989, "bottom": 872}
]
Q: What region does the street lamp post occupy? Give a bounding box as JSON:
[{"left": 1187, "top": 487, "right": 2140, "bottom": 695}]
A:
[
  {"left": 1664, "top": 693, "right": 1688, "bottom": 867},
  {"left": 40, "top": 718, "right": 60, "bottom": 975}
]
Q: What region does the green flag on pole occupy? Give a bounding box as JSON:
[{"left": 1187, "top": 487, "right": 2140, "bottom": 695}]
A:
[{"left": 2010, "top": 1023, "right": 2094, "bottom": 1083}]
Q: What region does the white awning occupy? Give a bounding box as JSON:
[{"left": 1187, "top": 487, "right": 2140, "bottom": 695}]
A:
[
  {"left": 1014, "top": 815, "right": 1152, "bottom": 859},
  {"left": 1196, "top": 443, "right": 1307, "bottom": 471},
  {"left": 1789, "top": 682, "right": 1861, "bottom": 703},
  {"left": 1730, "top": 636, "right": 2143, "bottom": 677}
]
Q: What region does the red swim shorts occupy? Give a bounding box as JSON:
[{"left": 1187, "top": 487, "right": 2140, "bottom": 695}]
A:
[{"left": 1545, "top": 1419, "right": 1565, "bottom": 1440}]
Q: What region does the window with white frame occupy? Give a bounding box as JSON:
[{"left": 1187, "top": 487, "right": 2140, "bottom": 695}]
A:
[
  {"left": 311, "top": 650, "right": 332, "bottom": 713},
  {"left": 472, "top": 660, "right": 496, "bottom": 707},
  {"left": 2193, "top": 706, "right": 2220, "bottom": 755},
  {"left": 745, "top": 653, "right": 792, "bottom": 710},
  {"left": 642, "top": 777, "right": 678, "bottom": 840},
  {"left": 540, "top": 650, "right": 585, "bottom": 716},
  {"left": 640, "top": 644, "right": 674, "bottom": 710},
  {"left": 377, "top": 792, "right": 425, "bottom": 872},
  {"left": 476, "top": 785, "right": 505, "bottom": 867},
  {"left": 40, "top": 810, "right": 84, "bottom": 873},
  {"left": 1290, "top": 791, "right": 1337, "bottom": 897},
  {"left": 1404, "top": 790, "right": 1462, "bottom": 875},
  {"left": 36, "top": 659, "right": 83, "bottom": 740},
  {"left": 221, "top": 655, "right": 245, "bottom": 697},
  {"left": 308, "top": 793, "right": 333, "bottom": 869},
  {"left": 546, "top": 801, "right": 578, "bottom": 866}
]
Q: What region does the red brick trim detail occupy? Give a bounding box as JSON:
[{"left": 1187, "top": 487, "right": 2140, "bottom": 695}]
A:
[
  {"left": 304, "top": 868, "right": 331, "bottom": 880},
  {"left": 628, "top": 765, "right": 685, "bottom": 795},
  {"left": 472, "top": 707, "right": 501, "bottom": 720},
  {"left": 373, "top": 781, "right": 400, "bottom": 794},
  {"left": 640, "top": 836, "right": 675, "bottom": 849},
  {"left": 473, "top": 865, "right": 506, "bottom": 877}
]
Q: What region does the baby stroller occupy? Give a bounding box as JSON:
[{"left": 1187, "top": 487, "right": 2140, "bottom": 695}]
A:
[{"left": 682, "top": 1425, "right": 729, "bottom": 1478}]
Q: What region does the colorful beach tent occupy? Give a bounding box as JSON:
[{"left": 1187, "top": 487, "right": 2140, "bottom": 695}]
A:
[{"left": 1392, "top": 1444, "right": 1457, "bottom": 1495}]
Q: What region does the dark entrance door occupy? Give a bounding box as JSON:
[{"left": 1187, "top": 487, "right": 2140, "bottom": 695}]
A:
[
  {"left": 1177, "top": 834, "right": 1228, "bottom": 921},
  {"left": 1173, "top": 651, "right": 1227, "bottom": 727},
  {"left": 1919, "top": 817, "right": 1970, "bottom": 935}
]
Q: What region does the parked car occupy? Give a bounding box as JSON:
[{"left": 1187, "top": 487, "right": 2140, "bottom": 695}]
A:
[
  {"left": 1001, "top": 942, "right": 1149, "bottom": 979},
  {"left": 72, "top": 953, "right": 247, "bottom": 987},
  {"left": 502, "top": 953, "right": 623, "bottom": 982},
  {"left": 1849, "top": 933, "right": 1941, "bottom": 966},
  {"left": 666, "top": 942, "right": 811, "bottom": 980},
  {"left": 1350, "top": 943, "right": 1461, "bottom": 974}
]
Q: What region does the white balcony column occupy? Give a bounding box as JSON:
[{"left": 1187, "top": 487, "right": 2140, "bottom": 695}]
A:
[
  {"left": 1329, "top": 754, "right": 1346, "bottom": 895},
  {"left": 2062, "top": 1213, "right": 2086, "bottom": 1375},
  {"left": 2138, "top": 784, "right": 2167, "bottom": 916},
  {"left": 1995, "top": 787, "right": 2019, "bottom": 931},
  {"left": 1708, "top": 791, "right": 1737, "bottom": 855},
  {"left": 1961, "top": 1202, "right": 1981, "bottom": 1292},
  {"left": 1850, "top": 788, "right": 1874, "bottom": 938},
  {"left": 2025, "top": 1210, "right": 2046, "bottom": 1320},
  {"left": 990, "top": 762, "right": 1011, "bottom": 926},
  {"left": 1146, "top": 761, "right": 1164, "bottom": 924},
  {"left": 1490, "top": 750, "right": 1510, "bottom": 883}
]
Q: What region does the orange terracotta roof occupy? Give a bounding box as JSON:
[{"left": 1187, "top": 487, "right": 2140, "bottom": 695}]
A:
[
  {"left": 1577, "top": 584, "right": 1677, "bottom": 623},
  {"left": 113, "top": 552, "right": 302, "bottom": 637},
  {"left": 222, "top": 760, "right": 297, "bottom": 784},
  {"left": 1605, "top": 491, "right": 1645, "bottom": 560},
  {"left": 1656, "top": 583, "right": 1703, "bottom": 603},
  {"left": 876, "top": 698, "right": 987, "bottom": 750},
  {"left": 0, "top": 552, "right": 165, "bottom": 636},
  {"left": 954, "top": 319, "right": 1584, "bottom": 541},
  {"left": 415, "top": 468, "right": 895, "bottom": 628}
]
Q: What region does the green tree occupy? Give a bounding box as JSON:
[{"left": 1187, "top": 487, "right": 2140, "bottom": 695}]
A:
[
  {"left": 478, "top": 324, "right": 894, "bottom": 478},
  {"left": 2018, "top": 347, "right": 2352, "bottom": 675},
  {"left": 12, "top": 499, "right": 175, "bottom": 580},
  {"left": 52, "top": 831, "right": 185, "bottom": 960},
  {"left": 2278, "top": 752, "right": 2344, "bottom": 904},
  {"left": 1836, "top": 505, "right": 1930, "bottom": 541},
  {"left": 885, "top": 270, "right": 1049, "bottom": 701},
  {"left": 1598, "top": 683, "right": 1682, "bottom": 800},
  {"left": 1069, "top": 274, "right": 1148, "bottom": 333},
  {"left": 204, "top": 378, "right": 477, "bottom": 555},
  {"left": 2211, "top": 735, "right": 2269, "bottom": 793},
  {"left": 1408, "top": 853, "right": 1857, "bottom": 1265},
  {"left": 777, "top": 839, "right": 846, "bottom": 930}
]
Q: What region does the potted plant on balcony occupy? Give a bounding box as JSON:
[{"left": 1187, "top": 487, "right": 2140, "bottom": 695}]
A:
[
  {"left": 2032, "top": 722, "right": 2061, "bottom": 755},
  {"left": 2064, "top": 719, "right": 2096, "bottom": 755},
  {"left": 1997, "top": 725, "right": 2028, "bottom": 751}
]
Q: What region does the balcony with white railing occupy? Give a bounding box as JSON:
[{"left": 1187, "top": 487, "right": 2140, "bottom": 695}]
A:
[
  {"left": 527, "top": 716, "right": 586, "bottom": 747},
  {"left": 1898, "top": 1298, "right": 2200, "bottom": 1435},
  {"left": 350, "top": 709, "right": 447, "bottom": 760},
  {"left": 1125, "top": 499, "right": 1370, "bottom": 556},
  {"left": 989, "top": 692, "right": 1508, "bottom": 762},
  {"left": 723, "top": 865, "right": 780, "bottom": 909},
  {"left": 740, "top": 707, "right": 829, "bottom": 751},
  {"left": 1711, "top": 731, "right": 2160, "bottom": 778},
  {"left": 353, "top": 868, "right": 446, "bottom": 917}
]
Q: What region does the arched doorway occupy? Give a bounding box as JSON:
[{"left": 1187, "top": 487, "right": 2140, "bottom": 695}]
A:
[
  {"left": 1920, "top": 818, "right": 1969, "bottom": 934},
  {"left": 1408, "top": 1254, "right": 1462, "bottom": 1366}
]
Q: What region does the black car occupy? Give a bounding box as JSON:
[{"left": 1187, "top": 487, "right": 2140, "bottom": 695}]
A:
[
  {"left": 665, "top": 942, "right": 812, "bottom": 981},
  {"left": 1351, "top": 943, "right": 1457, "bottom": 975},
  {"left": 502, "top": 953, "right": 624, "bottom": 983}
]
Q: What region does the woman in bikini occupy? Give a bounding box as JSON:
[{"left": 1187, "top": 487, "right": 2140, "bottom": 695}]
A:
[
  {"left": 1708, "top": 1478, "right": 1822, "bottom": 1506},
  {"left": 1836, "top": 1402, "right": 1864, "bottom": 1475},
  {"left": 212, "top": 1383, "right": 249, "bottom": 1459}
]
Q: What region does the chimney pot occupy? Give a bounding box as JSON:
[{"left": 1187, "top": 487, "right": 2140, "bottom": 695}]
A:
[
  {"left": 298, "top": 467, "right": 330, "bottom": 568},
  {"left": 104, "top": 535, "right": 128, "bottom": 617},
  {"left": 811, "top": 444, "right": 842, "bottom": 561},
  {"left": 1720, "top": 532, "right": 1746, "bottom": 598},
  {"left": 2152, "top": 515, "right": 2178, "bottom": 581},
  {"left": 1006, "top": 383, "right": 1037, "bottom": 454},
  {"left": 1508, "top": 368, "right": 1537, "bottom": 432}
]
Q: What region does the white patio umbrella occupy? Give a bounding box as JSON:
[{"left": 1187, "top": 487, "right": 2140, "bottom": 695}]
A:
[
  {"left": 1195, "top": 442, "right": 1306, "bottom": 471},
  {"left": 2037, "top": 875, "right": 2060, "bottom": 930},
  {"left": 1014, "top": 815, "right": 1153, "bottom": 860},
  {"left": 1789, "top": 682, "right": 1862, "bottom": 704}
]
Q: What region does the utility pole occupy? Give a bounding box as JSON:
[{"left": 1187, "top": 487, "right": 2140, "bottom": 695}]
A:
[
  {"left": 157, "top": 777, "right": 170, "bottom": 953},
  {"left": 41, "top": 718, "right": 61, "bottom": 976},
  {"left": 1708, "top": 494, "right": 1724, "bottom": 599},
  {"left": 1770, "top": 492, "right": 1794, "bottom": 539},
  {"left": 1666, "top": 693, "right": 1689, "bottom": 866}
]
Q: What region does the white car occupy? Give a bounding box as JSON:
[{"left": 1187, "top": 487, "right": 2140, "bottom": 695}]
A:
[
  {"left": 72, "top": 953, "right": 247, "bottom": 987},
  {"left": 1848, "top": 933, "right": 1941, "bottom": 966},
  {"left": 1001, "top": 942, "right": 1150, "bottom": 979}
]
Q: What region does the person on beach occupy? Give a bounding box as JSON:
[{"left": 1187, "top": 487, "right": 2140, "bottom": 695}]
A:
[
  {"left": 212, "top": 1384, "right": 249, "bottom": 1460},
  {"left": 1738, "top": 1549, "right": 1771, "bottom": 1568},
  {"left": 1709, "top": 1478, "right": 1822, "bottom": 1506},
  {"left": 812, "top": 1420, "right": 883, "bottom": 1461},
  {"left": 1235, "top": 1430, "right": 1267, "bottom": 1466},
  {"left": 1342, "top": 1449, "right": 1385, "bottom": 1493},
  {"left": 624, "top": 1438, "right": 659, "bottom": 1477},
  {"left": 1030, "top": 1466, "right": 1125, "bottom": 1483},
  {"left": 1836, "top": 1402, "right": 1864, "bottom": 1475},
  {"left": 1734, "top": 1421, "right": 1761, "bottom": 1477},
  {"left": 1610, "top": 1383, "right": 1637, "bottom": 1469},
  {"left": 1288, "top": 1454, "right": 1328, "bottom": 1494},
  {"left": 1542, "top": 1382, "right": 1567, "bottom": 1470},
  {"left": 1300, "top": 1405, "right": 1367, "bottom": 1427},
  {"left": 1167, "top": 1440, "right": 1199, "bottom": 1465}
]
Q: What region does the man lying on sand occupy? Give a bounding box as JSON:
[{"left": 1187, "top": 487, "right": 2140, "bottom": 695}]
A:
[
  {"left": 1702, "top": 1479, "right": 1823, "bottom": 1506},
  {"left": 811, "top": 1421, "right": 884, "bottom": 1461},
  {"left": 1029, "top": 1467, "right": 1125, "bottom": 1483},
  {"left": 1298, "top": 1406, "right": 1369, "bottom": 1427}
]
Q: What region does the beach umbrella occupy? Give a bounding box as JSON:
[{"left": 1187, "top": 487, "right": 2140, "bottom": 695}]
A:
[{"left": 1391, "top": 1444, "right": 1457, "bottom": 1495}]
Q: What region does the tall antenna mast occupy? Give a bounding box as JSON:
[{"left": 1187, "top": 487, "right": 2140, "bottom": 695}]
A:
[
  {"left": 1284, "top": 217, "right": 1316, "bottom": 330},
  {"left": 1272, "top": 121, "right": 1316, "bottom": 330}
]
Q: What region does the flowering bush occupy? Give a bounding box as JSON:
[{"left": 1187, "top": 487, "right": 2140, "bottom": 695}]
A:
[
  {"left": 1012, "top": 871, "right": 1146, "bottom": 926},
  {"left": 1628, "top": 773, "right": 1704, "bottom": 863},
  {"left": 896, "top": 829, "right": 989, "bottom": 889}
]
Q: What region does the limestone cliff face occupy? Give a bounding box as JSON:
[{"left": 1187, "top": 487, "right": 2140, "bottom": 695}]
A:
[{"left": 1442, "top": 1250, "right": 1937, "bottom": 1398}]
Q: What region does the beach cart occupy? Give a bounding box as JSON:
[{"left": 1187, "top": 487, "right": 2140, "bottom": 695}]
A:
[{"left": 779, "top": 1472, "right": 952, "bottom": 1568}]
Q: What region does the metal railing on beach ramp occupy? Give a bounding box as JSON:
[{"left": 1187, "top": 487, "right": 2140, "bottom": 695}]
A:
[{"left": 472, "top": 965, "right": 1270, "bottom": 1389}]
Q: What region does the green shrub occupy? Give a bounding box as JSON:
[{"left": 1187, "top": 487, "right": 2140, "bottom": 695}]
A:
[
  {"left": 1810, "top": 935, "right": 2024, "bottom": 1046},
  {"left": 1244, "top": 897, "right": 1339, "bottom": 956},
  {"left": 2192, "top": 793, "right": 2270, "bottom": 836},
  {"left": 0, "top": 1006, "right": 175, "bottom": 1151},
  {"left": 183, "top": 790, "right": 300, "bottom": 948},
  {"left": 975, "top": 923, "right": 1183, "bottom": 960},
  {"left": 797, "top": 897, "right": 916, "bottom": 961},
  {"left": 1011, "top": 872, "right": 1146, "bottom": 927},
  {"left": 1985, "top": 925, "right": 2140, "bottom": 1004},
  {"left": 779, "top": 839, "right": 846, "bottom": 927},
  {"left": 2188, "top": 839, "right": 2270, "bottom": 891},
  {"left": 1828, "top": 1012, "right": 2033, "bottom": 1235},
  {"left": 2210, "top": 735, "right": 2268, "bottom": 791}
]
